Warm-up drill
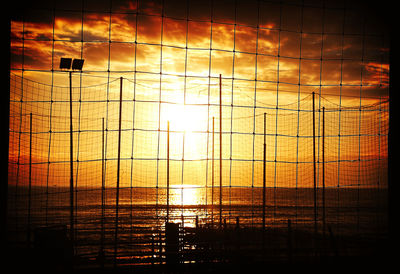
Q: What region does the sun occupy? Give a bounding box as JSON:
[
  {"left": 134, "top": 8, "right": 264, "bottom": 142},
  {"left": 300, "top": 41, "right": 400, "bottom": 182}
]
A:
[
  {"left": 163, "top": 103, "right": 207, "bottom": 133},
  {"left": 162, "top": 102, "right": 209, "bottom": 161}
]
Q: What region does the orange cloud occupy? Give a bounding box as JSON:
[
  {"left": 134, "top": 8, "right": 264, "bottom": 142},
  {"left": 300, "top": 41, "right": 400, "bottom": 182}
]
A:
[{"left": 10, "top": 0, "right": 389, "bottom": 98}]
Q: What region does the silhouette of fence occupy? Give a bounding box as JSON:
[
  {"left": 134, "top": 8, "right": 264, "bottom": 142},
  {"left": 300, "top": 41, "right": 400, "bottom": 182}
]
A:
[{"left": 8, "top": 0, "right": 389, "bottom": 269}]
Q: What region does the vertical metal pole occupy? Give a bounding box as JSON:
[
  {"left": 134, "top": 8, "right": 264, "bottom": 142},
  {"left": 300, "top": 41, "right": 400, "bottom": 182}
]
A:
[
  {"left": 263, "top": 113, "right": 266, "bottom": 231},
  {"left": 69, "top": 71, "right": 74, "bottom": 246},
  {"left": 212, "top": 116, "right": 215, "bottom": 225},
  {"left": 322, "top": 107, "right": 326, "bottom": 238},
  {"left": 27, "top": 113, "right": 32, "bottom": 247},
  {"left": 312, "top": 92, "right": 317, "bottom": 235},
  {"left": 167, "top": 121, "right": 170, "bottom": 223},
  {"left": 101, "top": 117, "right": 105, "bottom": 261},
  {"left": 114, "top": 77, "right": 123, "bottom": 267},
  {"left": 219, "top": 74, "right": 223, "bottom": 228}
]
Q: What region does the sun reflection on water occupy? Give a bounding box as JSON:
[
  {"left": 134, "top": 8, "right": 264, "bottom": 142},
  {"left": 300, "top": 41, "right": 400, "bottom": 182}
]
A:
[
  {"left": 165, "top": 185, "right": 206, "bottom": 228},
  {"left": 169, "top": 184, "right": 203, "bottom": 206}
]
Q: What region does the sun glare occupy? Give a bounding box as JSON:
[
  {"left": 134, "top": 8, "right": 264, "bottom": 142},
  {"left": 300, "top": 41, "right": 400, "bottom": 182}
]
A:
[
  {"left": 170, "top": 184, "right": 203, "bottom": 206},
  {"left": 164, "top": 104, "right": 207, "bottom": 133}
]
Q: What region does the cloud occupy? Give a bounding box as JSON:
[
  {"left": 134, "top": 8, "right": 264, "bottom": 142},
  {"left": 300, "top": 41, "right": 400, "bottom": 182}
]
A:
[{"left": 10, "top": 0, "right": 389, "bottom": 100}]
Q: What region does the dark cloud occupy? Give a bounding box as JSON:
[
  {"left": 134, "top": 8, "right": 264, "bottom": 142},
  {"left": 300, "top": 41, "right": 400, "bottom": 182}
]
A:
[{"left": 10, "top": 0, "right": 390, "bottom": 97}]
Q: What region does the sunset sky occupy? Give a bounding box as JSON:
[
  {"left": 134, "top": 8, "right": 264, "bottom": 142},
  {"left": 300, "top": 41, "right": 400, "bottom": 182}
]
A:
[
  {"left": 9, "top": 0, "right": 389, "bottom": 191},
  {"left": 10, "top": 0, "right": 389, "bottom": 88}
]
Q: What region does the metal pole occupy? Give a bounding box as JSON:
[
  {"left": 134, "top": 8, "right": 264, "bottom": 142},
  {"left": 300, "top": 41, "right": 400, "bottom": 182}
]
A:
[
  {"left": 212, "top": 117, "right": 215, "bottom": 226},
  {"left": 263, "top": 113, "right": 266, "bottom": 231},
  {"left": 114, "top": 77, "right": 123, "bottom": 267},
  {"left": 312, "top": 92, "right": 317, "bottom": 235},
  {"left": 101, "top": 117, "right": 105, "bottom": 260},
  {"left": 322, "top": 107, "right": 326, "bottom": 238},
  {"left": 69, "top": 71, "right": 74, "bottom": 245},
  {"left": 27, "top": 113, "right": 32, "bottom": 247},
  {"left": 219, "top": 74, "right": 222, "bottom": 228},
  {"left": 167, "top": 121, "right": 170, "bottom": 223}
]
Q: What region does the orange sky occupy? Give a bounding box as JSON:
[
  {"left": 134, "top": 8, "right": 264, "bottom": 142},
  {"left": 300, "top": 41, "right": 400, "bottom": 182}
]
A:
[
  {"left": 9, "top": 0, "right": 389, "bottom": 189},
  {"left": 10, "top": 0, "right": 389, "bottom": 91}
]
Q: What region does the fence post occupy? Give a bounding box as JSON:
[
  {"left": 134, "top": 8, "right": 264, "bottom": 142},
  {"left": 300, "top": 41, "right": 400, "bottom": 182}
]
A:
[
  {"left": 212, "top": 116, "right": 215, "bottom": 226},
  {"left": 99, "top": 117, "right": 105, "bottom": 268},
  {"left": 114, "top": 77, "right": 123, "bottom": 268},
  {"left": 165, "top": 222, "right": 179, "bottom": 267},
  {"left": 322, "top": 107, "right": 326, "bottom": 239},
  {"left": 312, "top": 92, "right": 317, "bottom": 236},
  {"left": 27, "top": 113, "right": 32, "bottom": 248},
  {"left": 263, "top": 112, "right": 266, "bottom": 232},
  {"left": 69, "top": 71, "right": 74, "bottom": 247},
  {"left": 219, "top": 74, "right": 223, "bottom": 229},
  {"left": 167, "top": 121, "right": 170, "bottom": 223}
]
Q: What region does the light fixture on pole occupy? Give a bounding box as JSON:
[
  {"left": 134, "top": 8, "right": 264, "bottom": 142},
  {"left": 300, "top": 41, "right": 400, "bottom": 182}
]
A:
[
  {"left": 59, "top": 57, "right": 84, "bottom": 249},
  {"left": 60, "top": 58, "right": 84, "bottom": 71},
  {"left": 72, "top": 59, "right": 84, "bottom": 70},
  {"left": 60, "top": 58, "right": 72, "bottom": 70}
]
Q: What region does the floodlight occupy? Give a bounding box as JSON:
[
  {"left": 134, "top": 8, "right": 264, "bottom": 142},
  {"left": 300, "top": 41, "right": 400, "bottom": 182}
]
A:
[
  {"left": 72, "top": 59, "right": 84, "bottom": 70},
  {"left": 60, "top": 58, "right": 72, "bottom": 69}
]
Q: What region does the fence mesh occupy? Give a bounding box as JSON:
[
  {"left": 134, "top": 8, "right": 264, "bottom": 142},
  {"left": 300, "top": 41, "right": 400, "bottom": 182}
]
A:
[{"left": 8, "top": 0, "right": 389, "bottom": 267}]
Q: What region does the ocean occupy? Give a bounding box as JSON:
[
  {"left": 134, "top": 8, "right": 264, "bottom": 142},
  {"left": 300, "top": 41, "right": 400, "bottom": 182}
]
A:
[{"left": 6, "top": 186, "right": 388, "bottom": 262}]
